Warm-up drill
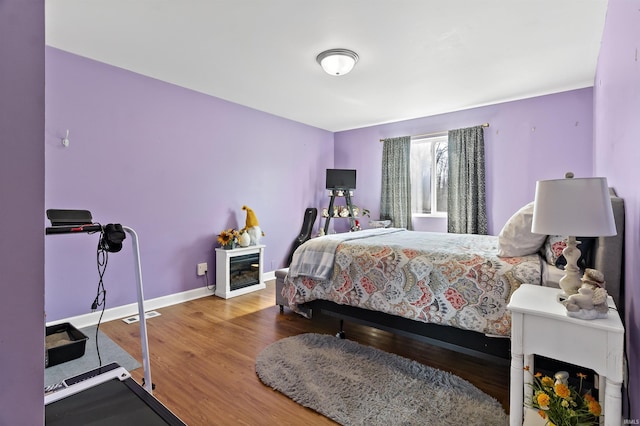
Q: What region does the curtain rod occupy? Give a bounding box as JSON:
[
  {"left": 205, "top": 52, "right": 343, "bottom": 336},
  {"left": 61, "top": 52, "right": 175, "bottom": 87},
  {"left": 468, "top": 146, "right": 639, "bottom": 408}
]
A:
[{"left": 379, "top": 123, "right": 490, "bottom": 142}]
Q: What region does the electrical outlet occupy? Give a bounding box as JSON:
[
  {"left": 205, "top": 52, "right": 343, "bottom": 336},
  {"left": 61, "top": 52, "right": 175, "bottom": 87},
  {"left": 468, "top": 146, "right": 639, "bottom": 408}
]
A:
[{"left": 197, "top": 262, "right": 208, "bottom": 276}]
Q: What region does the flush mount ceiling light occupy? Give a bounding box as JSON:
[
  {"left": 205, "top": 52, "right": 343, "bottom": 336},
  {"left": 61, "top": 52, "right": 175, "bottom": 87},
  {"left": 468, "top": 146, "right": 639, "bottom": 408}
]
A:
[{"left": 316, "top": 48, "right": 359, "bottom": 76}]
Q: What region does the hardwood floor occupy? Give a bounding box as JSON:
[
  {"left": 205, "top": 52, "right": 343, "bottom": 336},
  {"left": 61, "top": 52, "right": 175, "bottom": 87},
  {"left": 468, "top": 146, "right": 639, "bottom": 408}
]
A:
[{"left": 99, "top": 280, "right": 510, "bottom": 425}]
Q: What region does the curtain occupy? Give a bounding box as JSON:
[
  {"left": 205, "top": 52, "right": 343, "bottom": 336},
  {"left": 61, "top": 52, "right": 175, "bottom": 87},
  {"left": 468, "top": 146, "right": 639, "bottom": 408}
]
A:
[
  {"left": 447, "top": 126, "right": 487, "bottom": 234},
  {"left": 380, "top": 136, "right": 412, "bottom": 230}
]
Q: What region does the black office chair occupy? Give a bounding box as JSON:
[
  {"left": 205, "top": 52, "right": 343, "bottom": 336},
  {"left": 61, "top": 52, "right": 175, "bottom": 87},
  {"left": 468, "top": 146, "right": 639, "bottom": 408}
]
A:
[{"left": 286, "top": 208, "right": 317, "bottom": 266}]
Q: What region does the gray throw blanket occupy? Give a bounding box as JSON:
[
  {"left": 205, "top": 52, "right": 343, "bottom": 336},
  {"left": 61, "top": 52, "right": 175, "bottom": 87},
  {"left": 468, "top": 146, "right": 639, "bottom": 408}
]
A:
[{"left": 288, "top": 228, "right": 403, "bottom": 280}]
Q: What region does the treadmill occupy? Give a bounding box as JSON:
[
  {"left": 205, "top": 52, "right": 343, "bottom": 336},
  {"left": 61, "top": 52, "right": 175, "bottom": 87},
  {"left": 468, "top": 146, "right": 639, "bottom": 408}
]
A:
[
  {"left": 45, "top": 210, "right": 184, "bottom": 424},
  {"left": 45, "top": 363, "right": 185, "bottom": 425}
]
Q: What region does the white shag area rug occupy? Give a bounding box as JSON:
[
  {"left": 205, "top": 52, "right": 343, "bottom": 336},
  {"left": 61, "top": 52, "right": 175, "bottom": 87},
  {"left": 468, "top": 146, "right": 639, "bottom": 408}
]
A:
[{"left": 256, "top": 333, "right": 508, "bottom": 426}]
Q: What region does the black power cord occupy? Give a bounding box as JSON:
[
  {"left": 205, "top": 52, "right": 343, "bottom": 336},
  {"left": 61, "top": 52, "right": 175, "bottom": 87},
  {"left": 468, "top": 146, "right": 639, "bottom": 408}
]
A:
[
  {"left": 204, "top": 270, "right": 215, "bottom": 292},
  {"left": 90, "top": 226, "right": 109, "bottom": 367}
]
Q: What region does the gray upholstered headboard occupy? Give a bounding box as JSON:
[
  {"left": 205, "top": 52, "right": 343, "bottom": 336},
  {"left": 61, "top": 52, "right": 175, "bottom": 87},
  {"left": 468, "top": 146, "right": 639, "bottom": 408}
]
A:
[{"left": 593, "top": 188, "right": 625, "bottom": 312}]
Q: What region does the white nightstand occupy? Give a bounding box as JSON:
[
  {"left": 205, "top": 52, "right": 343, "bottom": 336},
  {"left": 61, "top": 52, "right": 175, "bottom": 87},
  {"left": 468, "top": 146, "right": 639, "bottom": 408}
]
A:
[{"left": 507, "top": 284, "right": 624, "bottom": 426}]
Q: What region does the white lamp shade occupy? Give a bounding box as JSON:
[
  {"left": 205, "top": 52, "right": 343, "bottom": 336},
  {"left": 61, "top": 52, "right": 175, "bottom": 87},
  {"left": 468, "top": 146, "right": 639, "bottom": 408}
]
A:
[
  {"left": 531, "top": 177, "right": 616, "bottom": 237},
  {"left": 316, "top": 49, "right": 358, "bottom": 76}
]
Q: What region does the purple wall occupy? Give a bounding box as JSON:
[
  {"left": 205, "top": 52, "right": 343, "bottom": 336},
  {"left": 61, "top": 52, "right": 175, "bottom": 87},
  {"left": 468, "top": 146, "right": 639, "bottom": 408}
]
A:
[
  {"left": 45, "top": 47, "right": 333, "bottom": 320},
  {"left": 594, "top": 0, "right": 639, "bottom": 417},
  {"left": 45, "top": 46, "right": 596, "bottom": 321},
  {"left": 334, "top": 88, "right": 595, "bottom": 235},
  {"left": 0, "top": 0, "right": 45, "bottom": 424}
]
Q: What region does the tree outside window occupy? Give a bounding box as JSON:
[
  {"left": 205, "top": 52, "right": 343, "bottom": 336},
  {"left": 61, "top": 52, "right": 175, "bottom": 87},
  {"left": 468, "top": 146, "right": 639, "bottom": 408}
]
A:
[{"left": 410, "top": 135, "right": 448, "bottom": 216}]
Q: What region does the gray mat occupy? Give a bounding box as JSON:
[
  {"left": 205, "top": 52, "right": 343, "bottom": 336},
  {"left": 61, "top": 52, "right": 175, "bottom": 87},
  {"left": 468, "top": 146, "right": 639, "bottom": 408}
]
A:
[
  {"left": 256, "top": 333, "right": 508, "bottom": 426},
  {"left": 45, "top": 325, "right": 141, "bottom": 387}
]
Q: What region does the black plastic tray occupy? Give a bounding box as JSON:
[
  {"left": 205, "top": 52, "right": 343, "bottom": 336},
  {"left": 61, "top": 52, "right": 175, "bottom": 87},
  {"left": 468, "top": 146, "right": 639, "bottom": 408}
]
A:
[{"left": 45, "top": 323, "right": 88, "bottom": 368}]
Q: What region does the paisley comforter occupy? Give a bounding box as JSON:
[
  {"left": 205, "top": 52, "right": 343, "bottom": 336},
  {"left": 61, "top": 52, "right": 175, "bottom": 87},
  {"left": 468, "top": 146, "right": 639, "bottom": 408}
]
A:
[{"left": 284, "top": 229, "right": 542, "bottom": 337}]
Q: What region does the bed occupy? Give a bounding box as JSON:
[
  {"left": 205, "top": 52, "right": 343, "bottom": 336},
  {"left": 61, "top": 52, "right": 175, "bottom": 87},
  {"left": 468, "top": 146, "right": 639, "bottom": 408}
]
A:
[{"left": 277, "top": 190, "right": 624, "bottom": 361}]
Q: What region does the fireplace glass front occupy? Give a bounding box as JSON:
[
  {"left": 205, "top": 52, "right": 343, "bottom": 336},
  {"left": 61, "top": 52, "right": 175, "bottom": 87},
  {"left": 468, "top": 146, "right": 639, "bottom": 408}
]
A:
[{"left": 229, "top": 252, "right": 260, "bottom": 291}]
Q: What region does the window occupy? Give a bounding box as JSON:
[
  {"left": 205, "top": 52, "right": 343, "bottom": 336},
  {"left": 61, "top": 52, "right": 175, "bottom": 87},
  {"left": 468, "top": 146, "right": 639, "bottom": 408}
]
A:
[{"left": 410, "top": 135, "right": 448, "bottom": 216}]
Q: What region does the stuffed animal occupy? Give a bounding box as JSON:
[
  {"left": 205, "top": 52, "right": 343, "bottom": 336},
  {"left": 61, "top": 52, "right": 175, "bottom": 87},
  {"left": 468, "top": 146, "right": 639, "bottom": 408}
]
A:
[{"left": 242, "top": 205, "right": 264, "bottom": 245}]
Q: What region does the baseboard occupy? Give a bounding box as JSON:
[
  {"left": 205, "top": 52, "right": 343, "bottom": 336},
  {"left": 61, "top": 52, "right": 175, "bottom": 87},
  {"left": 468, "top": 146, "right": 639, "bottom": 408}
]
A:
[
  {"left": 46, "top": 270, "right": 278, "bottom": 329},
  {"left": 264, "top": 270, "right": 275, "bottom": 281}
]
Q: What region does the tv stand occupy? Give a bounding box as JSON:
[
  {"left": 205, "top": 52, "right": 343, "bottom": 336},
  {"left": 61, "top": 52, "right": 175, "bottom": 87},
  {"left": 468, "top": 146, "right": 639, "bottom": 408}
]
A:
[{"left": 323, "top": 189, "right": 356, "bottom": 235}]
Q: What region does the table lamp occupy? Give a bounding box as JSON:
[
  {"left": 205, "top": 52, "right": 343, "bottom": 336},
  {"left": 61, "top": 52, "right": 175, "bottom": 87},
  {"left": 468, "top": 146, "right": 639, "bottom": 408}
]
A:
[{"left": 531, "top": 173, "right": 617, "bottom": 296}]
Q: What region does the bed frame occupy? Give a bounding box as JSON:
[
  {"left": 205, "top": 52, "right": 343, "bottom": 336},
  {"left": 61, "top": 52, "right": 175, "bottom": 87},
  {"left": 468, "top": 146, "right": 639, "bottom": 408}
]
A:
[
  {"left": 276, "top": 189, "right": 625, "bottom": 362},
  {"left": 275, "top": 268, "right": 511, "bottom": 362}
]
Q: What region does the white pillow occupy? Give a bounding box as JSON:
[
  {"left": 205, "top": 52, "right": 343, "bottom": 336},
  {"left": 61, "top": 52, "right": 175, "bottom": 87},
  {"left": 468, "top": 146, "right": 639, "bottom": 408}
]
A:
[{"left": 498, "top": 202, "right": 547, "bottom": 257}]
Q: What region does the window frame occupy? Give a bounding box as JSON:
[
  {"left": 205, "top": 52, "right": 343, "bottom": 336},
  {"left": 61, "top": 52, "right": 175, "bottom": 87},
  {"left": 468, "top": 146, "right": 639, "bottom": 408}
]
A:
[{"left": 410, "top": 134, "right": 448, "bottom": 218}]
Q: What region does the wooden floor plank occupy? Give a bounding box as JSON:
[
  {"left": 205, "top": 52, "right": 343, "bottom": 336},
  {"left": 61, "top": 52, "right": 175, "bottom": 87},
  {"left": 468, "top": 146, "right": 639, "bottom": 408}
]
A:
[{"left": 99, "top": 280, "right": 509, "bottom": 425}]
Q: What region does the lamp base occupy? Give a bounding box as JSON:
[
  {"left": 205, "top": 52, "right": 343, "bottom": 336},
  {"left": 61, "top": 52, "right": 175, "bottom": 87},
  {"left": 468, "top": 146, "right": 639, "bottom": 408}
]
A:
[{"left": 558, "top": 236, "right": 582, "bottom": 296}]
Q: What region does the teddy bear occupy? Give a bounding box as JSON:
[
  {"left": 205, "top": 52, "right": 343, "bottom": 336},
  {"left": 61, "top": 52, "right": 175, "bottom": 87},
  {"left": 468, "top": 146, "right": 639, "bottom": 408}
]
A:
[{"left": 241, "top": 205, "right": 264, "bottom": 245}]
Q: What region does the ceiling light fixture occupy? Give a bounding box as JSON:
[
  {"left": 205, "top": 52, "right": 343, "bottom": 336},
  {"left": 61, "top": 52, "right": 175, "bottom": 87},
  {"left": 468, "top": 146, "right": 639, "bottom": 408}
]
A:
[{"left": 316, "top": 49, "right": 359, "bottom": 76}]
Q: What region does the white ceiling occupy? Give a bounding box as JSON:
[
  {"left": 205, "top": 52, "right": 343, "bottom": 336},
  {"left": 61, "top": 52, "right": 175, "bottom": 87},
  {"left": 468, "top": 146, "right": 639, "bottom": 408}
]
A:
[{"left": 45, "top": 1, "right": 608, "bottom": 132}]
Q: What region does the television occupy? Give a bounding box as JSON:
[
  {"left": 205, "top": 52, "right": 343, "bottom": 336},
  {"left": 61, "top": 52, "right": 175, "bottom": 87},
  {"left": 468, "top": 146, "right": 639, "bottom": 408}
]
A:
[{"left": 326, "top": 169, "right": 356, "bottom": 190}]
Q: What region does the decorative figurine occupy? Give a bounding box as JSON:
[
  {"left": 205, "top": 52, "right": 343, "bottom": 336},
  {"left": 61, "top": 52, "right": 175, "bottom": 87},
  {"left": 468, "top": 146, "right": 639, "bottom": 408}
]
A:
[
  {"left": 554, "top": 371, "right": 569, "bottom": 386},
  {"left": 561, "top": 268, "right": 609, "bottom": 319},
  {"left": 241, "top": 205, "right": 264, "bottom": 245},
  {"left": 237, "top": 230, "right": 251, "bottom": 247}
]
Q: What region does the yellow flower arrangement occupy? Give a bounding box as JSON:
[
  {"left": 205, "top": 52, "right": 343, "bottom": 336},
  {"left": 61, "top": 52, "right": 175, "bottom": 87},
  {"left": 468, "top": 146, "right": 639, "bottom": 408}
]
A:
[
  {"left": 217, "top": 228, "right": 239, "bottom": 248},
  {"left": 526, "top": 367, "right": 602, "bottom": 426}
]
